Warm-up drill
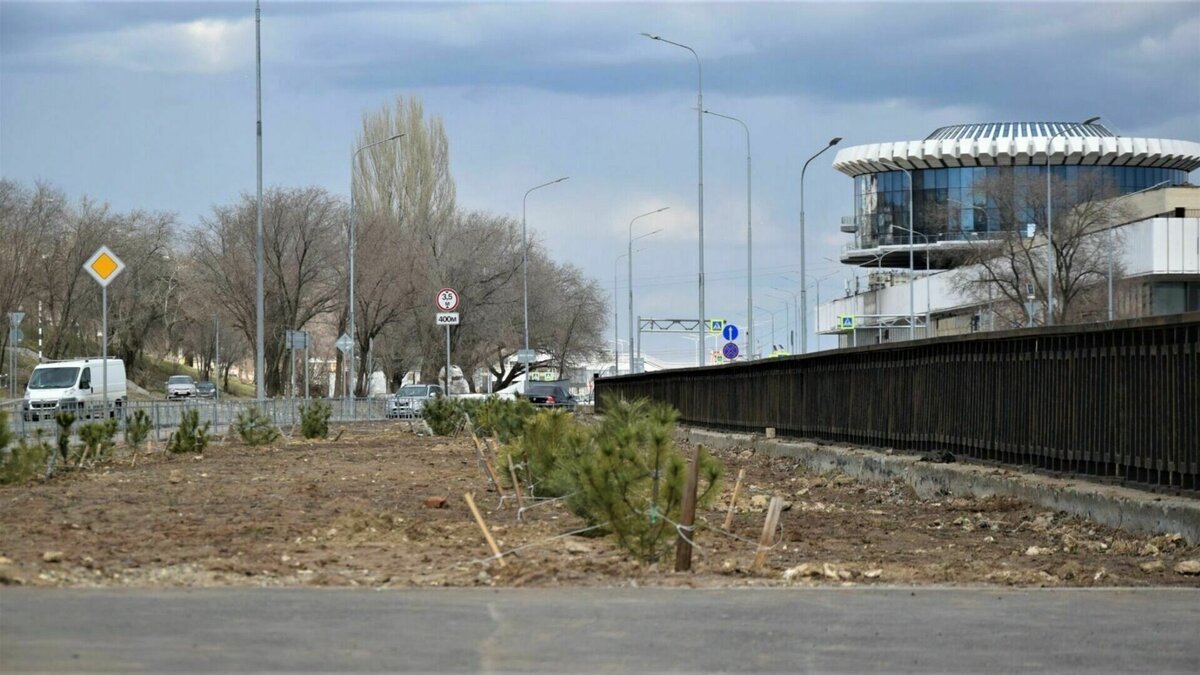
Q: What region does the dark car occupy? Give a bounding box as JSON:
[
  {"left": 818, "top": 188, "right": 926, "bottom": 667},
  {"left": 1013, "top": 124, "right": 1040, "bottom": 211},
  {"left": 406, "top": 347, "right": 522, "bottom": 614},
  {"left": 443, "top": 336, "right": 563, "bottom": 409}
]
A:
[
  {"left": 522, "top": 383, "right": 577, "bottom": 411},
  {"left": 195, "top": 381, "right": 218, "bottom": 399}
]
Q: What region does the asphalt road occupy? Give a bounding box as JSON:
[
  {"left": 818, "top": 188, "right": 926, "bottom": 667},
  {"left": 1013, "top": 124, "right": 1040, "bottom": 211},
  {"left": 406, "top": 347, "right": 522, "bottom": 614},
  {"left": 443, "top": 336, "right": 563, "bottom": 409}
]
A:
[{"left": 2, "top": 587, "right": 1197, "bottom": 673}]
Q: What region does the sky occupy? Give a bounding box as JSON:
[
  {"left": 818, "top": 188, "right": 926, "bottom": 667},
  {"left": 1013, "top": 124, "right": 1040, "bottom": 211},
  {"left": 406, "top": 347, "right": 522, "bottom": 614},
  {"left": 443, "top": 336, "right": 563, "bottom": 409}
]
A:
[{"left": 3, "top": 0, "right": 1199, "bottom": 366}]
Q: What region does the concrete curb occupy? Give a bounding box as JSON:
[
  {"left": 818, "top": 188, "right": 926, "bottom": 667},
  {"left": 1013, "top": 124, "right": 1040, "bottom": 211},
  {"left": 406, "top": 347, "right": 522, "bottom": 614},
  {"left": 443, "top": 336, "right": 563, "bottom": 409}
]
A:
[{"left": 683, "top": 427, "right": 1200, "bottom": 545}]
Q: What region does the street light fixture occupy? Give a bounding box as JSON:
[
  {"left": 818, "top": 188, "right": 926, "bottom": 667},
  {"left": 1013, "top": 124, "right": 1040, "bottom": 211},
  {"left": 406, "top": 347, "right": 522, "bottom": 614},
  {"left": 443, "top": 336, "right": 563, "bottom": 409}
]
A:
[
  {"left": 1045, "top": 116, "right": 1101, "bottom": 325},
  {"left": 522, "top": 176, "right": 570, "bottom": 391},
  {"left": 642, "top": 32, "right": 705, "bottom": 366},
  {"left": 703, "top": 109, "right": 754, "bottom": 359},
  {"left": 799, "top": 137, "right": 842, "bottom": 353},
  {"left": 349, "top": 132, "right": 404, "bottom": 416},
  {"left": 628, "top": 209, "right": 669, "bottom": 374},
  {"left": 877, "top": 159, "right": 917, "bottom": 340}
]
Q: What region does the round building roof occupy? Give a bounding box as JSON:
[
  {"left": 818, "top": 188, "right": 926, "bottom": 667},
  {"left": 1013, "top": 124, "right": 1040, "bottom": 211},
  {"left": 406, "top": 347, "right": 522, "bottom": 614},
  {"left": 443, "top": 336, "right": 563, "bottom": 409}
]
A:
[{"left": 833, "top": 122, "right": 1200, "bottom": 177}]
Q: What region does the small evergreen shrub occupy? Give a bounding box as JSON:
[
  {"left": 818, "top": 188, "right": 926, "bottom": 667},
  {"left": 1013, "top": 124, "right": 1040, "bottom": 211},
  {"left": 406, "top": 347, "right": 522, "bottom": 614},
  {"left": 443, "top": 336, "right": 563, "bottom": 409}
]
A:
[
  {"left": 167, "top": 409, "right": 212, "bottom": 454},
  {"left": 475, "top": 397, "right": 536, "bottom": 443},
  {"left": 233, "top": 406, "right": 281, "bottom": 446},
  {"left": 77, "top": 419, "right": 118, "bottom": 463},
  {"left": 1, "top": 431, "right": 52, "bottom": 485},
  {"left": 421, "top": 396, "right": 464, "bottom": 436},
  {"left": 125, "top": 409, "right": 152, "bottom": 449},
  {"left": 54, "top": 412, "right": 75, "bottom": 462},
  {"left": 503, "top": 409, "right": 589, "bottom": 497},
  {"left": 0, "top": 410, "right": 11, "bottom": 455},
  {"left": 299, "top": 400, "right": 332, "bottom": 439}
]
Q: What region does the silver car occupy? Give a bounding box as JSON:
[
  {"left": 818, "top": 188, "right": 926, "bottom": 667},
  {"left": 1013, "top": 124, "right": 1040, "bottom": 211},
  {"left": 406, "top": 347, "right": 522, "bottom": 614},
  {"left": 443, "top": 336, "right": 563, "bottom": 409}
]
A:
[
  {"left": 166, "top": 375, "right": 197, "bottom": 399},
  {"left": 385, "top": 384, "right": 444, "bottom": 418}
]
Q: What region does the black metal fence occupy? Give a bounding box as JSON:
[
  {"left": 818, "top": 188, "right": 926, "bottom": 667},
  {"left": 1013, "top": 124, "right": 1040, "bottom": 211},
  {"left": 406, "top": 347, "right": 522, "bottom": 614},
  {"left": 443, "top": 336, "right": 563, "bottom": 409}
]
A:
[{"left": 596, "top": 313, "right": 1200, "bottom": 491}]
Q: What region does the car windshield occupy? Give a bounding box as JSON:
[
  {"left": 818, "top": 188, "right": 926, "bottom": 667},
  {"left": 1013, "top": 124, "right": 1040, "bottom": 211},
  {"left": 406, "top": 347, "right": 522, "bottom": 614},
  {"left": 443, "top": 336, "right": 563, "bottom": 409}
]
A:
[
  {"left": 168, "top": 376, "right": 193, "bottom": 384},
  {"left": 527, "top": 385, "right": 562, "bottom": 396},
  {"left": 397, "top": 386, "right": 428, "bottom": 397},
  {"left": 28, "top": 367, "right": 80, "bottom": 390},
  {"left": 197, "top": 382, "right": 215, "bottom": 389}
]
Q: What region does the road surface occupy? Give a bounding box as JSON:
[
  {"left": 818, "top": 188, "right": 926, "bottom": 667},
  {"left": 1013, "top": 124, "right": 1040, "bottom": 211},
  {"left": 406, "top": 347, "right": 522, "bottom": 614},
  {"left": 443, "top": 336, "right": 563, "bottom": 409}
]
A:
[{"left": 2, "top": 587, "right": 1197, "bottom": 672}]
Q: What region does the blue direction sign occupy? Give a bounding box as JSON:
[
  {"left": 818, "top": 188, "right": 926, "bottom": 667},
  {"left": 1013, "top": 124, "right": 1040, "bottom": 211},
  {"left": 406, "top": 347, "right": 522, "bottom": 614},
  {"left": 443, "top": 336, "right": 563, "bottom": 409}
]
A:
[
  {"left": 721, "top": 323, "right": 739, "bottom": 342},
  {"left": 722, "top": 342, "right": 740, "bottom": 361}
]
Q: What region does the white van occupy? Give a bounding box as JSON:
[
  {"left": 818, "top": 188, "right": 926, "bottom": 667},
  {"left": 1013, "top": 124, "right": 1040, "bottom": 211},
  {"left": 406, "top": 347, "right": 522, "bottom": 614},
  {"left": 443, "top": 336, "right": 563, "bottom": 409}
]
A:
[{"left": 23, "top": 358, "right": 127, "bottom": 422}]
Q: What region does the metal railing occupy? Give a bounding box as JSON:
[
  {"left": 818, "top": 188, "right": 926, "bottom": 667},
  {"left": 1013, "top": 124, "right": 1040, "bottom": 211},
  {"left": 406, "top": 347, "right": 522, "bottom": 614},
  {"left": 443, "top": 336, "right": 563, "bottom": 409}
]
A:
[
  {"left": 2, "top": 397, "right": 392, "bottom": 443},
  {"left": 596, "top": 313, "right": 1200, "bottom": 492}
]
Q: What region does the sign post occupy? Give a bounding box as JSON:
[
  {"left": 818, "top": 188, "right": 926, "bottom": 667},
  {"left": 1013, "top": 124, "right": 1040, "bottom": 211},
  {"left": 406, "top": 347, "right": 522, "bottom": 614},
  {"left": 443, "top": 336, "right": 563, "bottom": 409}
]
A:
[
  {"left": 7, "top": 312, "right": 24, "bottom": 398},
  {"left": 435, "top": 288, "right": 461, "bottom": 392},
  {"left": 336, "top": 333, "right": 353, "bottom": 407},
  {"left": 83, "top": 246, "right": 125, "bottom": 418}
]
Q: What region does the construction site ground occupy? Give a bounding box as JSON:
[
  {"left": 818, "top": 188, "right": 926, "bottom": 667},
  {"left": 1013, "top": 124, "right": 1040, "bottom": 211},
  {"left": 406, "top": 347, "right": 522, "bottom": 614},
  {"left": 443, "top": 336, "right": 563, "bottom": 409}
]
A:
[{"left": 1, "top": 422, "right": 1198, "bottom": 589}]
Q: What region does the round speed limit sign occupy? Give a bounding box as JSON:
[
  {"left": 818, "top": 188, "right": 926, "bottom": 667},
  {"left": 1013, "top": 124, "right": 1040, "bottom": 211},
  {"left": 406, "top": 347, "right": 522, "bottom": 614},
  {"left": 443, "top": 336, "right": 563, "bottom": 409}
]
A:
[{"left": 436, "top": 288, "right": 460, "bottom": 312}]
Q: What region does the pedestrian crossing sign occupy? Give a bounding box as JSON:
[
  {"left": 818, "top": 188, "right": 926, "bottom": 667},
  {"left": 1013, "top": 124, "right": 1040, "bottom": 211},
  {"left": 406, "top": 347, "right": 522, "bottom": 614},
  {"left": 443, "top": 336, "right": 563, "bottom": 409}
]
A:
[
  {"left": 837, "top": 315, "right": 856, "bottom": 331},
  {"left": 705, "top": 319, "right": 726, "bottom": 334}
]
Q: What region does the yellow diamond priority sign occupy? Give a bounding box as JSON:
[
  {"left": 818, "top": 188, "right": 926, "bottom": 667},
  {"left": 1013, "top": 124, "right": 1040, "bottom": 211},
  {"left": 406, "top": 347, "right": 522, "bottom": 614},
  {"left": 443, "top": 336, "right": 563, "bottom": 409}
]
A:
[{"left": 84, "top": 246, "right": 126, "bottom": 287}]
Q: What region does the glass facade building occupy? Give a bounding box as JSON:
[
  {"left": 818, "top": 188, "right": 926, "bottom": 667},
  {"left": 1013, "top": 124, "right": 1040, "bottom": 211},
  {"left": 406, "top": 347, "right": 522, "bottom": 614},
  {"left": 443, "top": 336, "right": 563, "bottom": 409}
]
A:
[{"left": 854, "top": 165, "right": 1189, "bottom": 246}]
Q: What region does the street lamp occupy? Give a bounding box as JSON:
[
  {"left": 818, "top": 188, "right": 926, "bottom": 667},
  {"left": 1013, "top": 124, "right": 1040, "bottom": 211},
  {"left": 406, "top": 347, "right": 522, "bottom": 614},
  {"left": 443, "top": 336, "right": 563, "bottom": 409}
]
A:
[
  {"left": 890, "top": 225, "right": 931, "bottom": 337},
  {"left": 703, "top": 109, "right": 754, "bottom": 359},
  {"left": 754, "top": 305, "right": 778, "bottom": 354},
  {"left": 800, "top": 137, "right": 842, "bottom": 353},
  {"left": 614, "top": 233, "right": 659, "bottom": 376},
  {"left": 522, "top": 176, "right": 570, "bottom": 391},
  {"left": 877, "top": 160, "right": 917, "bottom": 340},
  {"left": 768, "top": 289, "right": 798, "bottom": 353},
  {"left": 349, "top": 132, "right": 404, "bottom": 415},
  {"left": 1045, "top": 116, "right": 1101, "bottom": 325},
  {"left": 629, "top": 209, "right": 668, "bottom": 374},
  {"left": 642, "top": 32, "right": 705, "bottom": 366}
]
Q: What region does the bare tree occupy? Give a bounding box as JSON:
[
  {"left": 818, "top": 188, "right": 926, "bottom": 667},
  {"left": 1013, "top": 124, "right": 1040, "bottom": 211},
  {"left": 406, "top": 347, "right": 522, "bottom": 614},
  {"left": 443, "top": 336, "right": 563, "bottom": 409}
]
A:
[
  {"left": 0, "top": 180, "right": 62, "bottom": 362},
  {"left": 952, "top": 170, "right": 1133, "bottom": 327},
  {"left": 191, "top": 187, "right": 345, "bottom": 395}
]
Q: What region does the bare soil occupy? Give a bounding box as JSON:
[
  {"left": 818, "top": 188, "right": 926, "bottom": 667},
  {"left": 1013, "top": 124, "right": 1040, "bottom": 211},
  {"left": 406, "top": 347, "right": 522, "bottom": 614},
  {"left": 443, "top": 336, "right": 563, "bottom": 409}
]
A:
[{"left": 1, "top": 423, "right": 1198, "bottom": 589}]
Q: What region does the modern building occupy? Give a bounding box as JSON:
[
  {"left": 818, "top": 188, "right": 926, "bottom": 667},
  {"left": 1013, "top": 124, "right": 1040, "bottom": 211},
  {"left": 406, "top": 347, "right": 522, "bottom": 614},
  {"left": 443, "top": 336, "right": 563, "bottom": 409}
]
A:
[{"left": 818, "top": 122, "right": 1200, "bottom": 345}]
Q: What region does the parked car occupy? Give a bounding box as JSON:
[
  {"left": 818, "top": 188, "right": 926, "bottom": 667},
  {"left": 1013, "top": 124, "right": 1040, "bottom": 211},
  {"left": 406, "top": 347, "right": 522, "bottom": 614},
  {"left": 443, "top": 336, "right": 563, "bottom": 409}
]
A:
[
  {"left": 23, "top": 358, "right": 127, "bottom": 421},
  {"left": 386, "top": 384, "right": 444, "bottom": 418},
  {"left": 195, "top": 381, "right": 218, "bottom": 399},
  {"left": 522, "top": 383, "right": 577, "bottom": 412},
  {"left": 166, "top": 375, "right": 197, "bottom": 399}
]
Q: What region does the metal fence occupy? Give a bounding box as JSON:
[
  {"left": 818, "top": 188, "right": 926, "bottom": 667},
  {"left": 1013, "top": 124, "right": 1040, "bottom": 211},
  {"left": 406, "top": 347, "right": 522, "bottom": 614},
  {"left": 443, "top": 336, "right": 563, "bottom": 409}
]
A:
[
  {"left": 2, "top": 397, "right": 392, "bottom": 443},
  {"left": 596, "top": 313, "right": 1200, "bottom": 491}
]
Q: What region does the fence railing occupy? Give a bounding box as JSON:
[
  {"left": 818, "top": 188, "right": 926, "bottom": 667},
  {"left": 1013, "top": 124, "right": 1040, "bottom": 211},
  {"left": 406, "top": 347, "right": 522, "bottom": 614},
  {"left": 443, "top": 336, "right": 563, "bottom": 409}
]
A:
[
  {"left": 596, "top": 313, "right": 1200, "bottom": 492},
  {"left": 2, "top": 396, "right": 392, "bottom": 442}
]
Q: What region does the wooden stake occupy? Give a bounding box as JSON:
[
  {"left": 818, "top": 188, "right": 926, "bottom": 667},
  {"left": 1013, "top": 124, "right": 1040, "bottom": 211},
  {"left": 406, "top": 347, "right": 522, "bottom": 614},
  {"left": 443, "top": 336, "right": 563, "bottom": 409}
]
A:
[
  {"left": 751, "top": 496, "right": 784, "bottom": 572},
  {"left": 674, "top": 445, "right": 703, "bottom": 572},
  {"left": 464, "top": 492, "right": 506, "bottom": 567},
  {"left": 467, "top": 422, "right": 505, "bottom": 497},
  {"left": 722, "top": 468, "right": 746, "bottom": 531},
  {"left": 507, "top": 454, "right": 525, "bottom": 512}
]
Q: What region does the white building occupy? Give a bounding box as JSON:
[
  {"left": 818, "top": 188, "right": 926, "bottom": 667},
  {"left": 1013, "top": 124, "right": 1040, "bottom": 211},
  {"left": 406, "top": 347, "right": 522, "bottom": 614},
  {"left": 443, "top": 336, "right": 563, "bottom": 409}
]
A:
[{"left": 818, "top": 122, "right": 1200, "bottom": 345}]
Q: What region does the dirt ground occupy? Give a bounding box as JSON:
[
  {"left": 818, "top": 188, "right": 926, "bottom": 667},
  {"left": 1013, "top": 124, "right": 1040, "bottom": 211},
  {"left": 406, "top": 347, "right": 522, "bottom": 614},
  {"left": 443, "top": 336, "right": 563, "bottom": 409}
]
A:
[{"left": 1, "top": 422, "right": 1198, "bottom": 589}]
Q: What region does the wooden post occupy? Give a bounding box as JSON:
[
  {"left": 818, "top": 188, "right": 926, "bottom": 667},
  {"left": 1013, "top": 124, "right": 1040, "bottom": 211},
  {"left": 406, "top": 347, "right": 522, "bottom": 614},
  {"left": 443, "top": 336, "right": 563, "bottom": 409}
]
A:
[
  {"left": 507, "top": 454, "right": 525, "bottom": 512},
  {"left": 674, "top": 445, "right": 703, "bottom": 572},
  {"left": 722, "top": 468, "right": 746, "bottom": 531},
  {"left": 464, "top": 492, "right": 506, "bottom": 567},
  {"left": 467, "top": 421, "right": 505, "bottom": 497},
  {"left": 751, "top": 496, "right": 784, "bottom": 572}
]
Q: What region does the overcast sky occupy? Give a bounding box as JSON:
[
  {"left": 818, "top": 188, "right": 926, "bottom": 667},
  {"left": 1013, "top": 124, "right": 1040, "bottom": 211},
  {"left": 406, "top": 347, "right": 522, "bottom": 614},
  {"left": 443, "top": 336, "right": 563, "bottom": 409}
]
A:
[{"left": 3, "top": 1, "right": 1198, "bottom": 365}]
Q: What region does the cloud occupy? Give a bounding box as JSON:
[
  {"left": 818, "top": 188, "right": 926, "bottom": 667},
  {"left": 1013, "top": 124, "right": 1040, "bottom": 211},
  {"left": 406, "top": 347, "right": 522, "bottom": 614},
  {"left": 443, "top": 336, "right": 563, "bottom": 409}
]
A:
[{"left": 49, "top": 17, "right": 256, "bottom": 74}]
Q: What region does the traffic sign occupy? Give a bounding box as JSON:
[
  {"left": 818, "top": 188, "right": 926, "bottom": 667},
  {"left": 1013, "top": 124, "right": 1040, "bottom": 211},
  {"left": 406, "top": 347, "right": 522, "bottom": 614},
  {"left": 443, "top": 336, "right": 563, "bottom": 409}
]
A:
[
  {"left": 436, "top": 312, "right": 460, "bottom": 326},
  {"left": 286, "top": 330, "right": 309, "bottom": 350},
  {"left": 515, "top": 349, "right": 536, "bottom": 363},
  {"left": 9, "top": 328, "right": 23, "bottom": 344},
  {"left": 8, "top": 312, "right": 24, "bottom": 327},
  {"left": 336, "top": 333, "right": 353, "bottom": 353},
  {"left": 836, "top": 315, "right": 856, "bottom": 331},
  {"left": 722, "top": 342, "right": 740, "bottom": 360},
  {"left": 721, "top": 323, "right": 739, "bottom": 342},
  {"left": 83, "top": 246, "right": 126, "bottom": 288},
  {"left": 705, "top": 319, "right": 726, "bottom": 334},
  {"left": 435, "top": 288, "right": 460, "bottom": 312}
]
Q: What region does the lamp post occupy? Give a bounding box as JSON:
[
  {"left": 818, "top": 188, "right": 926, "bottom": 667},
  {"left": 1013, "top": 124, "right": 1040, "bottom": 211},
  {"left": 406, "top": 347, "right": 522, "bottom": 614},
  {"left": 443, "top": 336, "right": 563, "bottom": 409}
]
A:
[
  {"left": 754, "top": 305, "right": 778, "bottom": 353},
  {"left": 628, "top": 209, "right": 668, "bottom": 374},
  {"left": 642, "top": 32, "right": 705, "bottom": 366},
  {"left": 254, "top": 0, "right": 264, "bottom": 400},
  {"left": 891, "top": 225, "right": 931, "bottom": 338},
  {"left": 1045, "top": 116, "right": 1101, "bottom": 325},
  {"left": 877, "top": 160, "right": 916, "bottom": 339},
  {"left": 349, "top": 132, "right": 404, "bottom": 416},
  {"left": 769, "top": 288, "right": 800, "bottom": 353},
  {"left": 614, "top": 235, "right": 658, "bottom": 375},
  {"left": 703, "top": 109, "right": 753, "bottom": 359},
  {"left": 522, "top": 176, "right": 570, "bottom": 391},
  {"left": 800, "top": 137, "right": 842, "bottom": 353}
]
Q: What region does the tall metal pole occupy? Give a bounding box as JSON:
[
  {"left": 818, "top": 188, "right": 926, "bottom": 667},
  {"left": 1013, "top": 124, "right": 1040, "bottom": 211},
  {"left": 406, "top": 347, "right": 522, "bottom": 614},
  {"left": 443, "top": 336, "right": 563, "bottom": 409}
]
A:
[
  {"left": 445, "top": 325, "right": 451, "bottom": 396},
  {"left": 879, "top": 160, "right": 915, "bottom": 339},
  {"left": 101, "top": 286, "right": 108, "bottom": 415},
  {"left": 613, "top": 253, "right": 627, "bottom": 375},
  {"left": 1045, "top": 116, "right": 1100, "bottom": 326},
  {"left": 800, "top": 137, "right": 842, "bottom": 353},
  {"left": 642, "top": 34, "right": 704, "bottom": 366},
  {"left": 628, "top": 209, "right": 668, "bottom": 375},
  {"left": 214, "top": 315, "right": 220, "bottom": 402},
  {"left": 348, "top": 133, "right": 403, "bottom": 416},
  {"left": 254, "top": 0, "right": 265, "bottom": 401},
  {"left": 704, "top": 110, "right": 753, "bottom": 359},
  {"left": 521, "top": 177, "right": 569, "bottom": 392}
]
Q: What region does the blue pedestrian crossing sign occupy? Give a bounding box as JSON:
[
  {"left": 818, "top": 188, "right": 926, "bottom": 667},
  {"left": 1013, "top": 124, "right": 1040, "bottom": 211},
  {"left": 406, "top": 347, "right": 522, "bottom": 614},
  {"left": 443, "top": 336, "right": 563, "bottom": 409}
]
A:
[
  {"left": 837, "top": 315, "right": 856, "bottom": 331},
  {"left": 705, "top": 319, "right": 726, "bottom": 334},
  {"left": 721, "top": 323, "right": 739, "bottom": 342}
]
